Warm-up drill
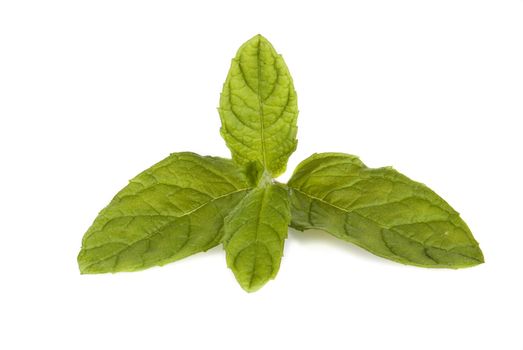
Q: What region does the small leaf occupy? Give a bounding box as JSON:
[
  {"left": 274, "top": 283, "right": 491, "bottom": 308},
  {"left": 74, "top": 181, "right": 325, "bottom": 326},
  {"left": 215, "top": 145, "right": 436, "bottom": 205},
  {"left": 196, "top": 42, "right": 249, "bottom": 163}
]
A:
[
  {"left": 223, "top": 183, "right": 290, "bottom": 292},
  {"left": 288, "top": 153, "right": 484, "bottom": 268},
  {"left": 78, "top": 152, "right": 252, "bottom": 274},
  {"left": 219, "top": 34, "right": 298, "bottom": 177}
]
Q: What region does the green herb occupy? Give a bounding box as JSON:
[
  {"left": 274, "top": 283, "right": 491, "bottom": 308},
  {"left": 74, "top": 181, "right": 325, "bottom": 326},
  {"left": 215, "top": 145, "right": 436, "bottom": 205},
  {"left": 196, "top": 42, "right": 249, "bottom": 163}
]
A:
[
  {"left": 288, "top": 153, "right": 483, "bottom": 267},
  {"left": 219, "top": 35, "right": 298, "bottom": 177},
  {"left": 223, "top": 184, "right": 290, "bottom": 292},
  {"left": 78, "top": 34, "right": 483, "bottom": 292}
]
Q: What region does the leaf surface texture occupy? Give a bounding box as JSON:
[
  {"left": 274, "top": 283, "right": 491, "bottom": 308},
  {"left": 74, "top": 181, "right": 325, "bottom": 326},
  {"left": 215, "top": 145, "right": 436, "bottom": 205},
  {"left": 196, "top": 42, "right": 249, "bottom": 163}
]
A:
[
  {"left": 78, "top": 152, "right": 251, "bottom": 273},
  {"left": 288, "top": 153, "right": 484, "bottom": 268},
  {"left": 223, "top": 183, "right": 290, "bottom": 292},
  {"left": 219, "top": 34, "right": 298, "bottom": 177}
]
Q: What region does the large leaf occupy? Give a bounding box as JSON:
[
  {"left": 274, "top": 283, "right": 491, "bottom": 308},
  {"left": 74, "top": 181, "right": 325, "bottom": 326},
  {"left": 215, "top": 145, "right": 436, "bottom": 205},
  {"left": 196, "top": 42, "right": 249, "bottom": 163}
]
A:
[
  {"left": 78, "top": 152, "right": 251, "bottom": 274},
  {"left": 223, "top": 183, "right": 290, "bottom": 292},
  {"left": 288, "top": 153, "right": 484, "bottom": 268},
  {"left": 219, "top": 34, "right": 298, "bottom": 177}
]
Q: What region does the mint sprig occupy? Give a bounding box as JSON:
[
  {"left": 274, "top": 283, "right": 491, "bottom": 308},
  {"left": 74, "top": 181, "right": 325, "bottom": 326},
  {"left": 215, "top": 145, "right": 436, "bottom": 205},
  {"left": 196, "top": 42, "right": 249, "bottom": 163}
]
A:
[{"left": 78, "top": 35, "right": 484, "bottom": 292}]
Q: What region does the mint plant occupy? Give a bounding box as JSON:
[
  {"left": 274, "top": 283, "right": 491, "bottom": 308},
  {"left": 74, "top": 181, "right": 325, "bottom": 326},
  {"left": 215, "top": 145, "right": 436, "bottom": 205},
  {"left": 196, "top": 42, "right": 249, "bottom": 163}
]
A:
[{"left": 78, "top": 35, "right": 484, "bottom": 292}]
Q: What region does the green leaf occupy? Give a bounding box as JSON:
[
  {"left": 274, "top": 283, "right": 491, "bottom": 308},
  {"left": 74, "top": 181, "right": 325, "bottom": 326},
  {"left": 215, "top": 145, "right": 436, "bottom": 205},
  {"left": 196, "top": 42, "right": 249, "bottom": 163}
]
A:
[
  {"left": 287, "top": 153, "right": 484, "bottom": 268},
  {"left": 223, "top": 183, "right": 290, "bottom": 292},
  {"left": 219, "top": 34, "right": 298, "bottom": 177},
  {"left": 78, "top": 152, "right": 252, "bottom": 274}
]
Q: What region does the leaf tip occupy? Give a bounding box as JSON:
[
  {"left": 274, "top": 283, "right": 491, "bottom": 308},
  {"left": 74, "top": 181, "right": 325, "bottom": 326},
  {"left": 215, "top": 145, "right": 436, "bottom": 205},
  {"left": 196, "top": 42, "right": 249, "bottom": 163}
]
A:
[
  {"left": 474, "top": 246, "right": 485, "bottom": 265},
  {"left": 252, "top": 33, "right": 266, "bottom": 40},
  {"left": 244, "top": 33, "right": 272, "bottom": 48},
  {"left": 77, "top": 250, "right": 92, "bottom": 274},
  {"left": 238, "top": 278, "right": 268, "bottom": 293}
]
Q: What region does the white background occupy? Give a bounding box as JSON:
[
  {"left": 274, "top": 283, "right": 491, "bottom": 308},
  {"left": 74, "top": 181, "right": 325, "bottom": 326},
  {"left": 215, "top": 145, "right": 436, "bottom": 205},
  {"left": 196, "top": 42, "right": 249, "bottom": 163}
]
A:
[{"left": 1, "top": 1, "right": 522, "bottom": 349}]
